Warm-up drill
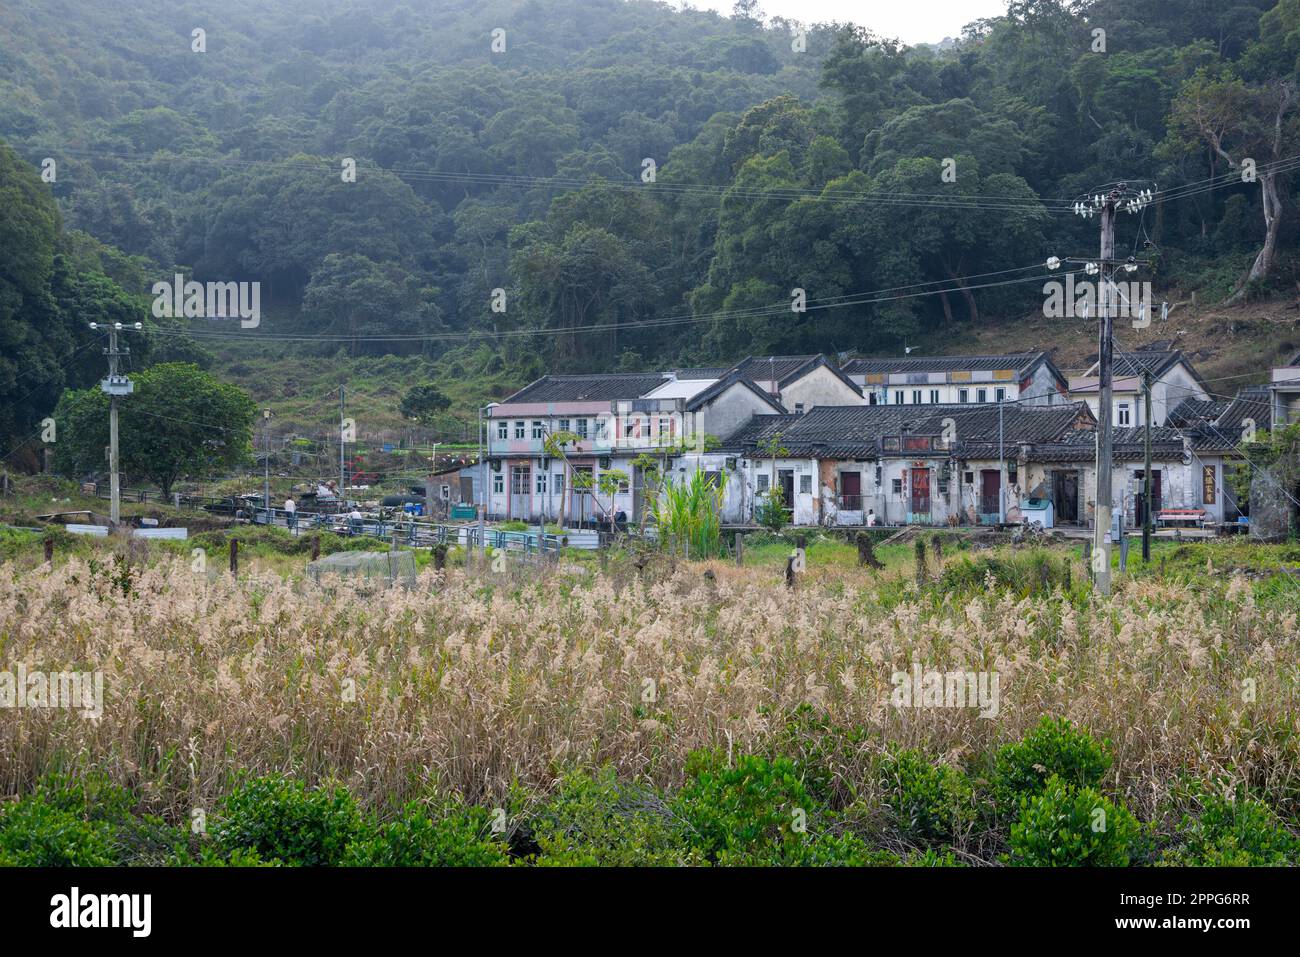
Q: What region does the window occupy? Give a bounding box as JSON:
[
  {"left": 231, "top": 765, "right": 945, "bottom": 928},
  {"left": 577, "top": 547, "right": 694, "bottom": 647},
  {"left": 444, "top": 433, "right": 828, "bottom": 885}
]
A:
[
  {"left": 799, "top": 474, "right": 812, "bottom": 494},
  {"left": 794, "top": 403, "right": 805, "bottom": 414},
  {"left": 964, "top": 471, "right": 974, "bottom": 484},
  {"left": 510, "top": 466, "right": 529, "bottom": 495},
  {"left": 532, "top": 420, "right": 544, "bottom": 439},
  {"left": 895, "top": 390, "right": 905, "bottom": 405},
  {"left": 757, "top": 474, "right": 770, "bottom": 493},
  {"left": 912, "top": 389, "right": 922, "bottom": 405},
  {"left": 977, "top": 388, "right": 988, "bottom": 403},
  {"left": 995, "top": 387, "right": 1006, "bottom": 403},
  {"left": 891, "top": 478, "right": 903, "bottom": 495},
  {"left": 554, "top": 472, "right": 564, "bottom": 495},
  {"left": 868, "top": 393, "right": 879, "bottom": 405},
  {"left": 930, "top": 389, "right": 940, "bottom": 404},
  {"left": 658, "top": 416, "right": 670, "bottom": 437},
  {"left": 1008, "top": 461, "right": 1018, "bottom": 484},
  {"left": 536, "top": 471, "right": 548, "bottom": 495},
  {"left": 514, "top": 421, "right": 525, "bottom": 440},
  {"left": 496, "top": 421, "right": 508, "bottom": 440},
  {"left": 958, "top": 389, "right": 969, "bottom": 404},
  {"left": 575, "top": 418, "right": 589, "bottom": 439},
  {"left": 558, "top": 418, "right": 570, "bottom": 433},
  {"left": 594, "top": 418, "right": 608, "bottom": 440},
  {"left": 493, "top": 473, "right": 504, "bottom": 495},
  {"left": 1117, "top": 403, "right": 1131, "bottom": 426},
  {"left": 625, "top": 417, "right": 638, "bottom": 439},
  {"left": 1203, "top": 465, "right": 1216, "bottom": 505}
]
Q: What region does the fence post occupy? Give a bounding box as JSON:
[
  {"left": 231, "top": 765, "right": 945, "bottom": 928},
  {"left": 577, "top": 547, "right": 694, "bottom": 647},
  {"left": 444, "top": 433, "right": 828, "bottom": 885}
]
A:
[
  {"left": 310, "top": 536, "right": 321, "bottom": 561},
  {"left": 44, "top": 536, "right": 54, "bottom": 564},
  {"left": 734, "top": 532, "right": 743, "bottom": 567},
  {"left": 229, "top": 539, "right": 238, "bottom": 577}
]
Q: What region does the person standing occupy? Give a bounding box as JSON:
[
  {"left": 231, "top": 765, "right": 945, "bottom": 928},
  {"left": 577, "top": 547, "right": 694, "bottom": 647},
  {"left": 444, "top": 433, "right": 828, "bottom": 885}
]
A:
[{"left": 284, "top": 496, "right": 297, "bottom": 533}]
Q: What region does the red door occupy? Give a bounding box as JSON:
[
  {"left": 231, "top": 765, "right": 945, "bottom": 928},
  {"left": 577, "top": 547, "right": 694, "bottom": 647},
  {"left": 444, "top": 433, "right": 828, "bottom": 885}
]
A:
[
  {"left": 980, "top": 470, "right": 1001, "bottom": 517},
  {"left": 910, "top": 468, "right": 931, "bottom": 515},
  {"left": 840, "top": 471, "right": 861, "bottom": 511}
]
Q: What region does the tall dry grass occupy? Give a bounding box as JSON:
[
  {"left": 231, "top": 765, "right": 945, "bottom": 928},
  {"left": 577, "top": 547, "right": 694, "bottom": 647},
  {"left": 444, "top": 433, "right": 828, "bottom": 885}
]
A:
[{"left": 1, "top": 554, "right": 1297, "bottom": 822}]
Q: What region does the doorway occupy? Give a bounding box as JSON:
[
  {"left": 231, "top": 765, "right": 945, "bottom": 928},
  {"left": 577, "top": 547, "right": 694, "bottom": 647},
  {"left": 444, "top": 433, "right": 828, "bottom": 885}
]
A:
[
  {"left": 510, "top": 464, "right": 530, "bottom": 519},
  {"left": 779, "top": 469, "right": 795, "bottom": 522},
  {"left": 910, "top": 467, "right": 931, "bottom": 518},
  {"left": 980, "top": 469, "right": 1002, "bottom": 520},
  {"left": 840, "top": 471, "right": 861, "bottom": 511},
  {"left": 1051, "top": 470, "right": 1080, "bottom": 523},
  {"left": 1135, "top": 469, "right": 1163, "bottom": 526}
]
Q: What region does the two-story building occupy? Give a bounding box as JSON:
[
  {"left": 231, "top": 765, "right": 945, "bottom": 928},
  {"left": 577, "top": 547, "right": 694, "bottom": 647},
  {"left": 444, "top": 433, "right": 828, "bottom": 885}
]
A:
[
  {"left": 1271, "top": 349, "right": 1300, "bottom": 427},
  {"left": 841, "top": 352, "right": 1069, "bottom": 407},
  {"left": 482, "top": 369, "right": 784, "bottom": 524},
  {"left": 1068, "top": 349, "right": 1209, "bottom": 427}
]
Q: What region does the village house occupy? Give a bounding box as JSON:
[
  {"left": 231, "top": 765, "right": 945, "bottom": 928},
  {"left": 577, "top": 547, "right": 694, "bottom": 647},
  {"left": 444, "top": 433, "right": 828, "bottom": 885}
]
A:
[
  {"left": 689, "top": 401, "right": 1095, "bottom": 527},
  {"left": 482, "top": 369, "right": 784, "bottom": 523},
  {"left": 1271, "top": 349, "right": 1300, "bottom": 427},
  {"left": 1067, "top": 348, "right": 1209, "bottom": 427},
  {"left": 841, "top": 351, "right": 1069, "bottom": 407}
]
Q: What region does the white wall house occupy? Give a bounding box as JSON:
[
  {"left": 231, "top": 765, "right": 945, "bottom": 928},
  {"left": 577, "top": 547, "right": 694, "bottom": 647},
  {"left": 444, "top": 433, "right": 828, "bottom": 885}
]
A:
[
  {"left": 483, "top": 370, "right": 783, "bottom": 524},
  {"left": 1068, "top": 349, "right": 1209, "bottom": 427},
  {"left": 842, "top": 352, "right": 1068, "bottom": 408}
]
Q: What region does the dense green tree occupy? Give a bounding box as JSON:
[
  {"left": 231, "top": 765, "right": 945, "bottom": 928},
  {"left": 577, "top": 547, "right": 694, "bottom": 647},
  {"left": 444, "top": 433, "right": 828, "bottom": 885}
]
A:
[{"left": 52, "top": 362, "right": 257, "bottom": 496}]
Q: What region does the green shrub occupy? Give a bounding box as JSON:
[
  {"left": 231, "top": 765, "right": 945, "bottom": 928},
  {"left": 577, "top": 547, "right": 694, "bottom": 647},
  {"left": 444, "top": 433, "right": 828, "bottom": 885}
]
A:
[
  {"left": 212, "top": 774, "right": 363, "bottom": 866},
  {"left": 1161, "top": 788, "right": 1298, "bottom": 866},
  {"left": 774, "top": 708, "right": 871, "bottom": 809},
  {"left": 1008, "top": 775, "right": 1139, "bottom": 866},
  {"left": 673, "top": 752, "right": 883, "bottom": 865},
  {"left": 531, "top": 769, "right": 701, "bottom": 866},
  {"left": 344, "top": 803, "right": 508, "bottom": 867},
  {"left": 878, "top": 747, "right": 975, "bottom": 843},
  {"left": 992, "top": 717, "right": 1111, "bottom": 812},
  {"left": 0, "top": 797, "right": 119, "bottom": 866}
]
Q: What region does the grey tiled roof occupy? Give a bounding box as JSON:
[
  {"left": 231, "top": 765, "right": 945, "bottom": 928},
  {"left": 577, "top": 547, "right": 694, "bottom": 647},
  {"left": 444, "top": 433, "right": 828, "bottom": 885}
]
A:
[
  {"left": 842, "top": 352, "right": 1047, "bottom": 375},
  {"left": 722, "top": 402, "right": 1092, "bottom": 459},
  {"left": 1189, "top": 386, "right": 1272, "bottom": 452},
  {"left": 503, "top": 374, "right": 669, "bottom": 403},
  {"left": 1166, "top": 398, "right": 1228, "bottom": 428}
]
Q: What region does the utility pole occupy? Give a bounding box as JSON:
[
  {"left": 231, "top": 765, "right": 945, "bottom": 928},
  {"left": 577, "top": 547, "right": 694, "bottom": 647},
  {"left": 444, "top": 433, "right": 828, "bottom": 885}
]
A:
[
  {"left": 262, "top": 409, "right": 271, "bottom": 525},
  {"left": 1094, "top": 192, "right": 1117, "bottom": 595},
  {"left": 89, "top": 321, "right": 143, "bottom": 526},
  {"left": 1142, "top": 369, "right": 1153, "bottom": 562},
  {"left": 338, "top": 385, "right": 346, "bottom": 501},
  {"left": 998, "top": 395, "right": 1005, "bottom": 524},
  {"left": 1050, "top": 182, "right": 1154, "bottom": 595}
]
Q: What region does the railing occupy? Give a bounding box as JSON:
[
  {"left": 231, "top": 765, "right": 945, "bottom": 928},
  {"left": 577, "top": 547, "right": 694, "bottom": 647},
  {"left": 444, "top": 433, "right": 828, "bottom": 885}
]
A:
[
  {"left": 838, "top": 494, "right": 864, "bottom": 511},
  {"left": 81, "top": 484, "right": 571, "bottom": 556}
]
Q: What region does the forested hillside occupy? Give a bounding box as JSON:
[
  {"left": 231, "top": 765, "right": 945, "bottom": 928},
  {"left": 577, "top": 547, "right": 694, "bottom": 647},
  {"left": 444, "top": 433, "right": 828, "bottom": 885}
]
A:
[{"left": 2, "top": 0, "right": 1299, "bottom": 447}]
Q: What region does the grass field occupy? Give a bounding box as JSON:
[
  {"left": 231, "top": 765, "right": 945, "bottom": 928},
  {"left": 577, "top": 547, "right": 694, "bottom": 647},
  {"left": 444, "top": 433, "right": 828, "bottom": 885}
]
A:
[{"left": 2, "top": 527, "right": 1299, "bottom": 866}]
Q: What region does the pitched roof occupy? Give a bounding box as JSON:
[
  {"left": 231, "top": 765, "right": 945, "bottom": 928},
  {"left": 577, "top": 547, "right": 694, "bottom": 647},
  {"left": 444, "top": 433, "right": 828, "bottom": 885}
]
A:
[
  {"left": 502, "top": 373, "right": 669, "bottom": 403},
  {"left": 720, "top": 402, "right": 1092, "bottom": 459},
  {"left": 1189, "top": 385, "right": 1272, "bottom": 452},
  {"left": 1026, "top": 428, "right": 1186, "bottom": 463},
  {"left": 733, "top": 355, "right": 824, "bottom": 383},
  {"left": 841, "top": 351, "right": 1055, "bottom": 377},
  {"left": 684, "top": 369, "right": 787, "bottom": 413},
  {"left": 1166, "top": 398, "right": 1229, "bottom": 428}
]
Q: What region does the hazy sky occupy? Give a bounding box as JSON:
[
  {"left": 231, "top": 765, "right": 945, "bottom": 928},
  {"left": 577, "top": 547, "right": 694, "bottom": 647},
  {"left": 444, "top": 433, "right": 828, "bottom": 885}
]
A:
[{"left": 689, "top": 0, "right": 1011, "bottom": 45}]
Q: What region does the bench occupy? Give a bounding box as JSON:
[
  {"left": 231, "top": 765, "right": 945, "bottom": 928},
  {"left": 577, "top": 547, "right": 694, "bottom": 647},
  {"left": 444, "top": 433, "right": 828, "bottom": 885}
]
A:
[{"left": 1157, "top": 508, "right": 1207, "bottom": 528}]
